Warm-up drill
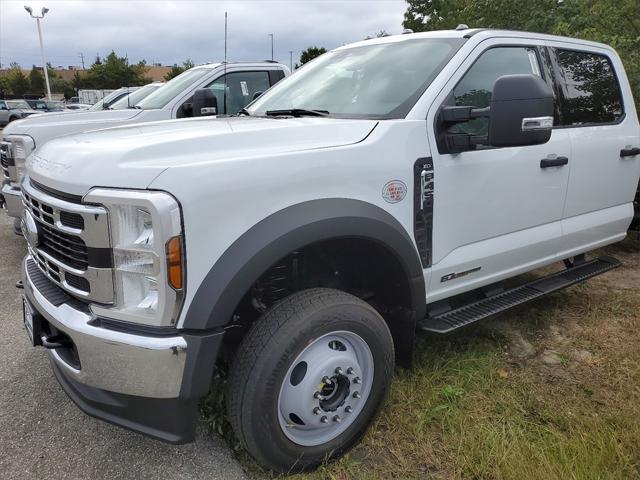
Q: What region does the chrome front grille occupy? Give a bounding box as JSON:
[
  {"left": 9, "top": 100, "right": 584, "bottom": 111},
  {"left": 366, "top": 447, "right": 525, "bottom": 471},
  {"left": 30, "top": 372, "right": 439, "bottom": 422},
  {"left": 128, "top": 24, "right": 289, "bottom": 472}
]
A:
[
  {"left": 21, "top": 177, "right": 114, "bottom": 304},
  {"left": 0, "top": 141, "right": 12, "bottom": 180}
]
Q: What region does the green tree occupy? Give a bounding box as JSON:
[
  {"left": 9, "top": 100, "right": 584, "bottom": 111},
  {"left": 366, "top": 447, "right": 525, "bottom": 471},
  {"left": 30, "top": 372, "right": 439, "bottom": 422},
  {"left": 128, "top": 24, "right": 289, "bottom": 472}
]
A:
[
  {"left": 71, "top": 71, "right": 84, "bottom": 93},
  {"left": 29, "top": 66, "right": 44, "bottom": 94},
  {"left": 402, "top": 0, "right": 640, "bottom": 109},
  {"left": 163, "top": 59, "right": 195, "bottom": 81},
  {"left": 299, "top": 47, "right": 327, "bottom": 66},
  {"left": 83, "top": 51, "right": 151, "bottom": 89},
  {"left": 7, "top": 63, "right": 30, "bottom": 96},
  {"left": 0, "top": 76, "right": 9, "bottom": 96}
]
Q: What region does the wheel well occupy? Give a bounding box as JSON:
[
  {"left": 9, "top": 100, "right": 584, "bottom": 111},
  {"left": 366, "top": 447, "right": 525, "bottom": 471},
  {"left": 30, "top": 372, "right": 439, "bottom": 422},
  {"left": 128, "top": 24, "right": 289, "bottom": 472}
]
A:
[{"left": 221, "top": 237, "right": 418, "bottom": 367}]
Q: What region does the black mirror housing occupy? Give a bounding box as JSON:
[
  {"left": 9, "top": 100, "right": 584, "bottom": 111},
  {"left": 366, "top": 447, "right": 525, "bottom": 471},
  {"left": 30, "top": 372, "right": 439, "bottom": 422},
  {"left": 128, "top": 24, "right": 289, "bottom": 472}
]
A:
[
  {"left": 488, "top": 74, "right": 554, "bottom": 147},
  {"left": 192, "top": 88, "right": 218, "bottom": 117}
]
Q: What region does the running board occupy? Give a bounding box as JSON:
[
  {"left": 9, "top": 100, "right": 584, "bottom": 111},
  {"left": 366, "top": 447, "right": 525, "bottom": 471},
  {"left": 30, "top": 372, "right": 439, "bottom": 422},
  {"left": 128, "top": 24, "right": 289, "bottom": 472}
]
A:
[{"left": 419, "top": 256, "right": 621, "bottom": 334}]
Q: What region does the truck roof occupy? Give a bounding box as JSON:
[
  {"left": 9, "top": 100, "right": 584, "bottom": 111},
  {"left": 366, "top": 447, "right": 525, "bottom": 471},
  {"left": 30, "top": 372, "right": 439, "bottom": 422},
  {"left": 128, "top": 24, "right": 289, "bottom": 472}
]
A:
[
  {"left": 191, "top": 61, "right": 289, "bottom": 70},
  {"left": 337, "top": 28, "right": 614, "bottom": 53}
]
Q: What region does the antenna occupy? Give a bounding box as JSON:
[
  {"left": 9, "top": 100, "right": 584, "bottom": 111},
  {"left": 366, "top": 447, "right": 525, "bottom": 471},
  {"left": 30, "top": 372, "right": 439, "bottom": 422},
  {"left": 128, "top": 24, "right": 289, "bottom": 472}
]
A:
[{"left": 223, "top": 11, "right": 227, "bottom": 116}]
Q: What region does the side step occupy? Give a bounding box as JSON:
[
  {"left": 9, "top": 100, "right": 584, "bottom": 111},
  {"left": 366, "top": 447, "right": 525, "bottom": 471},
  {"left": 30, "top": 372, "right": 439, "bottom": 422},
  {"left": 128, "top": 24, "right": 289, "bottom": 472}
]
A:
[{"left": 419, "top": 256, "right": 621, "bottom": 334}]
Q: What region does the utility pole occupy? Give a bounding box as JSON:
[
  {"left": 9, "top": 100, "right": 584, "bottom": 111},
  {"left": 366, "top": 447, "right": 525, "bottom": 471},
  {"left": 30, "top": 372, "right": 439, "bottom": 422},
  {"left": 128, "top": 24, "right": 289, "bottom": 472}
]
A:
[
  {"left": 24, "top": 5, "right": 52, "bottom": 100},
  {"left": 289, "top": 50, "right": 293, "bottom": 71},
  {"left": 268, "top": 33, "right": 274, "bottom": 61}
]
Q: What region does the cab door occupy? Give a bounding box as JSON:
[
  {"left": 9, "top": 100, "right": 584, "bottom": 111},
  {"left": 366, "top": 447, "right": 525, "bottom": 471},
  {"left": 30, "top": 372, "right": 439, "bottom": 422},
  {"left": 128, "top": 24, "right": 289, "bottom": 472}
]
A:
[
  {"left": 425, "top": 39, "right": 570, "bottom": 302},
  {"left": 546, "top": 44, "right": 640, "bottom": 253}
]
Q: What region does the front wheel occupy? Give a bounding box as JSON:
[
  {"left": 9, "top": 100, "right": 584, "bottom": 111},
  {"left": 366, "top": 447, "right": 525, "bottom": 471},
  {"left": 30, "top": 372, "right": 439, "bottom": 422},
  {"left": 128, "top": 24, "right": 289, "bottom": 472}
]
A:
[{"left": 228, "top": 288, "right": 394, "bottom": 473}]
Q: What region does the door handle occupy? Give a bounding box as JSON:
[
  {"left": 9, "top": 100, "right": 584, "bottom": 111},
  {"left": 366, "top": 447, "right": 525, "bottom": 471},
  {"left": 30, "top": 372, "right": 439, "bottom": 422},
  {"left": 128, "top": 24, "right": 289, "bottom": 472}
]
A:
[
  {"left": 620, "top": 147, "right": 640, "bottom": 157},
  {"left": 540, "top": 156, "right": 568, "bottom": 168}
]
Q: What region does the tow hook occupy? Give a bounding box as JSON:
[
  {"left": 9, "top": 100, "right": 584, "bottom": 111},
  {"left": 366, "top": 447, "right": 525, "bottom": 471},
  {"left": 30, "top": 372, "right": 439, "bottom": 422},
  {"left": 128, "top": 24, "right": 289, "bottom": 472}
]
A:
[
  {"left": 15, "top": 280, "right": 23, "bottom": 289},
  {"left": 40, "top": 334, "right": 72, "bottom": 350}
]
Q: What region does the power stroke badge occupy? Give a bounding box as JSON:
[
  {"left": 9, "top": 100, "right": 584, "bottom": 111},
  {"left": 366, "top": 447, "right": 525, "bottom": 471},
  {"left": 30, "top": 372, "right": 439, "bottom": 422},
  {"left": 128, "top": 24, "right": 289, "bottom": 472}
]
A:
[{"left": 381, "top": 180, "right": 407, "bottom": 204}]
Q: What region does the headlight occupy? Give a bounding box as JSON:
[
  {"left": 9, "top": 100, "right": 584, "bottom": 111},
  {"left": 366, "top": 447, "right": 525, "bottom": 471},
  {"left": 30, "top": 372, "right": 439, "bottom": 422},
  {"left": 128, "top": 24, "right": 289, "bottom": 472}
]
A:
[
  {"left": 6, "top": 135, "right": 35, "bottom": 182},
  {"left": 84, "top": 188, "right": 185, "bottom": 327}
]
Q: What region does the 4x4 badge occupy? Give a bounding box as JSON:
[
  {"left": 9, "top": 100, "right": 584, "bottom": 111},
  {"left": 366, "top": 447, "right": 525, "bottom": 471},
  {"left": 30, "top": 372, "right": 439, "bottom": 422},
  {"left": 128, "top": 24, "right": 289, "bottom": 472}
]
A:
[{"left": 381, "top": 180, "right": 407, "bottom": 204}]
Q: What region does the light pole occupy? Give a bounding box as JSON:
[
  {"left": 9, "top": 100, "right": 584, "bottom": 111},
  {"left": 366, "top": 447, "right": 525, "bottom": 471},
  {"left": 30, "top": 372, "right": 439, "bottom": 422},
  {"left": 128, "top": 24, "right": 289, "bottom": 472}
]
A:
[
  {"left": 268, "top": 33, "right": 274, "bottom": 61},
  {"left": 289, "top": 50, "right": 293, "bottom": 71},
  {"left": 24, "top": 5, "right": 52, "bottom": 100}
]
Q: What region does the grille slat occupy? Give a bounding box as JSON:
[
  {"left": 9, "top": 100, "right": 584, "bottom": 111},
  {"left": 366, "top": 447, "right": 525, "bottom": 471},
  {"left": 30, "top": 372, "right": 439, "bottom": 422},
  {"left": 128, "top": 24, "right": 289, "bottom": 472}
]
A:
[{"left": 22, "top": 177, "right": 114, "bottom": 304}]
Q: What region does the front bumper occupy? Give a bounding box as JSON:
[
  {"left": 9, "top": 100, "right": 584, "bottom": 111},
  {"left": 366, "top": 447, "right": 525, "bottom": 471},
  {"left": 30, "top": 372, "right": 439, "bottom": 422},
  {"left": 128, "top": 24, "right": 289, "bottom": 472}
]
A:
[
  {"left": 22, "top": 255, "right": 225, "bottom": 442},
  {"left": 1, "top": 181, "right": 22, "bottom": 218}
]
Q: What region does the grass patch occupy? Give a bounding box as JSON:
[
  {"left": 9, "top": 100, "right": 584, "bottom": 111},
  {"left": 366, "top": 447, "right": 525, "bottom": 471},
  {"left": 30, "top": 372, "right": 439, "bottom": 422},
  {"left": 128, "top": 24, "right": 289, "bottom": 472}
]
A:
[{"left": 203, "top": 238, "right": 640, "bottom": 479}]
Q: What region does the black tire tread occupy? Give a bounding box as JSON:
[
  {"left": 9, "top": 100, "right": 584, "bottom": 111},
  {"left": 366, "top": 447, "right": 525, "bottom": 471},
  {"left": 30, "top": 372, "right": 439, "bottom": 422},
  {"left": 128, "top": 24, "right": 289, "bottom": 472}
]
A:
[{"left": 227, "top": 288, "right": 391, "bottom": 463}]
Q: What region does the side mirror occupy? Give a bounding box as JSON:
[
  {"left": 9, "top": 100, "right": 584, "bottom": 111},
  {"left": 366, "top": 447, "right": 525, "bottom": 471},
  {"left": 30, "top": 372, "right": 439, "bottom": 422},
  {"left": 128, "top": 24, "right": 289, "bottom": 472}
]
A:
[
  {"left": 252, "top": 91, "right": 263, "bottom": 101},
  {"left": 440, "top": 74, "right": 554, "bottom": 153},
  {"left": 192, "top": 88, "right": 218, "bottom": 117},
  {"left": 488, "top": 74, "right": 554, "bottom": 147}
]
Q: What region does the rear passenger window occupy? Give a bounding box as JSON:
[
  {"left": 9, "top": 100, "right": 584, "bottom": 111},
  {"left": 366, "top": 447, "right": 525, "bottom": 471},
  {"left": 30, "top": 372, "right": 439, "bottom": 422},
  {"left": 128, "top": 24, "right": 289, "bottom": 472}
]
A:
[
  {"left": 449, "top": 47, "right": 541, "bottom": 137},
  {"left": 554, "top": 49, "right": 623, "bottom": 126}
]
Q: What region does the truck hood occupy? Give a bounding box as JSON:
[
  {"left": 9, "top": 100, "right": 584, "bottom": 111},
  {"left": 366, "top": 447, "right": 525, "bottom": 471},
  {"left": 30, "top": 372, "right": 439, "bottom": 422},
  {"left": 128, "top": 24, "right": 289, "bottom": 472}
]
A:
[
  {"left": 3, "top": 108, "right": 144, "bottom": 145},
  {"left": 27, "top": 116, "right": 378, "bottom": 196}
]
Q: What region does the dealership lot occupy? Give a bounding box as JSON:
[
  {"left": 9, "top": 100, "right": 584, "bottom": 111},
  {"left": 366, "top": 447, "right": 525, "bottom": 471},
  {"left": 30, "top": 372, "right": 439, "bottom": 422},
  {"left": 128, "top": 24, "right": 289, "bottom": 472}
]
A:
[{"left": 0, "top": 213, "right": 247, "bottom": 480}]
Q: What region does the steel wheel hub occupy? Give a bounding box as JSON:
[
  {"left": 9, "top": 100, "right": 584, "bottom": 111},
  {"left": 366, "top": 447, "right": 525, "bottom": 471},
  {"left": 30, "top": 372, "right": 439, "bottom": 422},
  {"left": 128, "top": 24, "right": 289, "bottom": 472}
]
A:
[{"left": 277, "top": 331, "right": 374, "bottom": 446}]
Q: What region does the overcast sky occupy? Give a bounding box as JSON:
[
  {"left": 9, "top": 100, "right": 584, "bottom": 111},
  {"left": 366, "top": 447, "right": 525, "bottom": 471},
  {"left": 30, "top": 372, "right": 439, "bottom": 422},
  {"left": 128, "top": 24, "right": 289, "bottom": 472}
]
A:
[{"left": 0, "top": 0, "right": 408, "bottom": 69}]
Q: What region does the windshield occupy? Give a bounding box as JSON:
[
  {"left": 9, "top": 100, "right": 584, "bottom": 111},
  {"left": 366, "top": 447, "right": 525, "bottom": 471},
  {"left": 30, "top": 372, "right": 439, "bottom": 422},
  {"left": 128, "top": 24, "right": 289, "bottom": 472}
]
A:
[
  {"left": 249, "top": 38, "right": 463, "bottom": 119},
  {"left": 109, "top": 84, "right": 163, "bottom": 109},
  {"left": 46, "top": 101, "right": 65, "bottom": 110},
  {"left": 88, "top": 89, "right": 132, "bottom": 111},
  {"left": 136, "top": 68, "right": 211, "bottom": 110},
  {"left": 7, "top": 100, "right": 30, "bottom": 110}
]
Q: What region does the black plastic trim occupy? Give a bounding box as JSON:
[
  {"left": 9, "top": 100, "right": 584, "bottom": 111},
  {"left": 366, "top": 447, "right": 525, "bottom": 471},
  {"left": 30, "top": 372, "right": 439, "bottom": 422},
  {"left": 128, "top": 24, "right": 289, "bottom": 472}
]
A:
[
  {"left": 50, "top": 359, "right": 199, "bottom": 444},
  {"left": 87, "top": 246, "right": 113, "bottom": 268},
  {"left": 183, "top": 199, "right": 426, "bottom": 330},
  {"left": 30, "top": 179, "right": 84, "bottom": 204},
  {"left": 413, "top": 157, "right": 434, "bottom": 267}
]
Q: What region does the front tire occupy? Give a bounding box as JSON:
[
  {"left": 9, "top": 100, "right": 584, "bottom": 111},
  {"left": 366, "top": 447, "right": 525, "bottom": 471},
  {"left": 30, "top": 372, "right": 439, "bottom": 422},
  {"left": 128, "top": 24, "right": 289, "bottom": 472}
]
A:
[{"left": 228, "top": 288, "right": 394, "bottom": 473}]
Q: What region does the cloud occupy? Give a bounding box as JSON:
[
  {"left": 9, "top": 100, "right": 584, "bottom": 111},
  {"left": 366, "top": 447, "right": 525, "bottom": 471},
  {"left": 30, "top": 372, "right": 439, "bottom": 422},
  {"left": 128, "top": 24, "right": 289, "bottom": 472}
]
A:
[{"left": 0, "top": 0, "right": 407, "bottom": 68}]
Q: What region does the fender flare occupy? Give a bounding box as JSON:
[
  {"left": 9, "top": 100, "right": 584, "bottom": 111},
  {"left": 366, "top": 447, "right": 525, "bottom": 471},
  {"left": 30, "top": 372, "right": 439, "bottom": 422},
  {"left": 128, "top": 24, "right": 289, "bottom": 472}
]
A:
[{"left": 182, "top": 198, "right": 426, "bottom": 330}]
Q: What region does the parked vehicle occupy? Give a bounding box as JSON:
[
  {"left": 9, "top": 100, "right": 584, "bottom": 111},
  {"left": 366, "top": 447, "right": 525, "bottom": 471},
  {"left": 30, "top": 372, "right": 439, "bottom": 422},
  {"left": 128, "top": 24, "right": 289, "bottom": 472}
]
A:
[
  {"left": 64, "top": 103, "right": 92, "bottom": 110},
  {"left": 0, "top": 99, "right": 39, "bottom": 126},
  {"left": 1, "top": 62, "right": 288, "bottom": 228},
  {"left": 87, "top": 87, "right": 142, "bottom": 111},
  {"left": 67, "top": 96, "right": 80, "bottom": 104},
  {"left": 17, "top": 30, "right": 640, "bottom": 473},
  {"left": 106, "top": 82, "right": 164, "bottom": 109},
  {"left": 26, "top": 99, "right": 67, "bottom": 112},
  {"left": 78, "top": 89, "right": 115, "bottom": 105}
]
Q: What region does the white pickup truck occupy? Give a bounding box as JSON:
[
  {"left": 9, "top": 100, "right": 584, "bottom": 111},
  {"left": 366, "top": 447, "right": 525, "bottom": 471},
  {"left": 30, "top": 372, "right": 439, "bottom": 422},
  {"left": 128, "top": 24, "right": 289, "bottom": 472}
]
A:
[
  {"left": 1, "top": 61, "right": 289, "bottom": 230},
  {"left": 17, "top": 29, "right": 639, "bottom": 472}
]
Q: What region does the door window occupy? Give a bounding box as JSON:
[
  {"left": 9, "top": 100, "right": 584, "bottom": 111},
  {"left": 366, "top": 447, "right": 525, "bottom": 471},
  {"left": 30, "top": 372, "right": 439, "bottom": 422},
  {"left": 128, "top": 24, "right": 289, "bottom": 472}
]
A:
[
  {"left": 553, "top": 49, "right": 623, "bottom": 126},
  {"left": 207, "top": 71, "right": 271, "bottom": 115},
  {"left": 448, "top": 47, "right": 541, "bottom": 137}
]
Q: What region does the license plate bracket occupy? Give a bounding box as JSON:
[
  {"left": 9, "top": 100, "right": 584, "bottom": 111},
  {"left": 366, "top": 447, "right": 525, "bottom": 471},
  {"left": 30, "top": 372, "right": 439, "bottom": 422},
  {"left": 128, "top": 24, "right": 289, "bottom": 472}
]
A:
[{"left": 23, "top": 297, "right": 43, "bottom": 347}]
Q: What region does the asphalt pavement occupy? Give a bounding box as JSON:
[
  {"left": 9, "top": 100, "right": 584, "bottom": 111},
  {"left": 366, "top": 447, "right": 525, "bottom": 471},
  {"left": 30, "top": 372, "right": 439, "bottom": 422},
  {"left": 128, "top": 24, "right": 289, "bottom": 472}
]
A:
[{"left": 0, "top": 213, "right": 248, "bottom": 480}]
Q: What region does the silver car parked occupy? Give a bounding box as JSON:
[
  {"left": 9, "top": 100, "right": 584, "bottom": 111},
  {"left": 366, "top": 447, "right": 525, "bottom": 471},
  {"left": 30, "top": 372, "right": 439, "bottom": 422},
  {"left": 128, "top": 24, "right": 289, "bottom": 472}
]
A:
[{"left": 0, "top": 99, "right": 39, "bottom": 126}]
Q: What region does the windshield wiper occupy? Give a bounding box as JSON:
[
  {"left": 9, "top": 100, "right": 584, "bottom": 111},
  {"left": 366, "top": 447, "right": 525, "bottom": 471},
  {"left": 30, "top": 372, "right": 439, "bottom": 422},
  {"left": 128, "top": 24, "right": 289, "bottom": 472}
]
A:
[{"left": 265, "top": 108, "right": 330, "bottom": 117}]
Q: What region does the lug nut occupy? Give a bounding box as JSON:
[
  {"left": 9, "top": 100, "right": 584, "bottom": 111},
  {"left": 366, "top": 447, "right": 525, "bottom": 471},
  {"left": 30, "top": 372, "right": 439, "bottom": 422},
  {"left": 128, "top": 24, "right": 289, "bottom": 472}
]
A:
[
  {"left": 320, "top": 416, "right": 329, "bottom": 424},
  {"left": 335, "top": 367, "right": 343, "bottom": 375},
  {"left": 313, "top": 407, "right": 322, "bottom": 415},
  {"left": 346, "top": 367, "right": 355, "bottom": 375},
  {"left": 353, "top": 391, "right": 361, "bottom": 399},
  {"left": 353, "top": 377, "right": 361, "bottom": 384},
  {"left": 322, "top": 376, "right": 333, "bottom": 385},
  {"left": 333, "top": 415, "right": 341, "bottom": 423},
  {"left": 313, "top": 391, "right": 322, "bottom": 399},
  {"left": 345, "top": 406, "right": 353, "bottom": 413}
]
